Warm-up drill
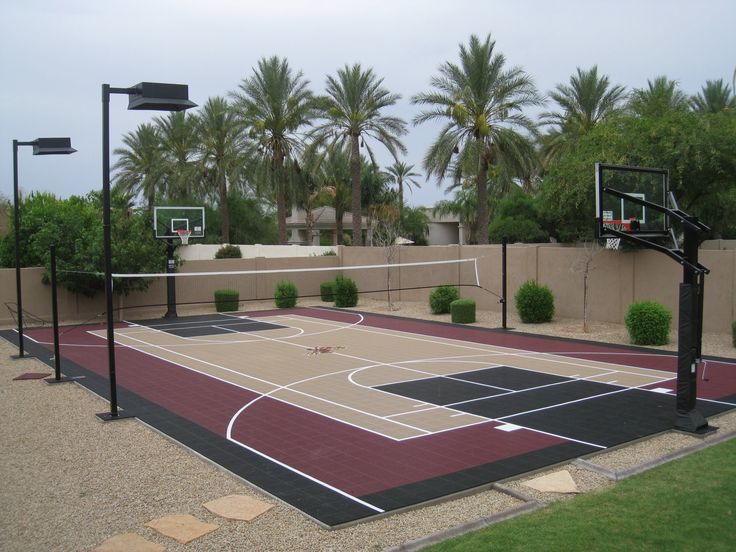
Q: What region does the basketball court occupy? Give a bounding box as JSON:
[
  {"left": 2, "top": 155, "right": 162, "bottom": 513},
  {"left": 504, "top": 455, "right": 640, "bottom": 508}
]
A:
[{"left": 5, "top": 306, "right": 736, "bottom": 527}]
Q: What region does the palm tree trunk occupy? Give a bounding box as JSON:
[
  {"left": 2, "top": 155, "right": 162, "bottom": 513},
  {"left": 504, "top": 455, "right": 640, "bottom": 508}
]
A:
[
  {"left": 336, "top": 206, "right": 344, "bottom": 245},
  {"left": 220, "top": 172, "right": 230, "bottom": 243},
  {"left": 274, "top": 151, "right": 288, "bottom": 244},
  {"left": 476, "top": 148, "right": 490, "bottom": 245},
  {"left": 350, "top": 134, "right": 362, "bottom": 246}
]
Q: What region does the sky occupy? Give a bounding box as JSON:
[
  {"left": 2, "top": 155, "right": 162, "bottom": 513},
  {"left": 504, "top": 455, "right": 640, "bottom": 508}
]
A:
[{"left": 2, "top": 0, "right": 734, "bottom": 210}]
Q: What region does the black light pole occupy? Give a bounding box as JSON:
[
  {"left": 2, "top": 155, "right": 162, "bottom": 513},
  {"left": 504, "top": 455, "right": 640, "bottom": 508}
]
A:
[
  {"left": 98, "top": 83, "right": 196, "bottom": 421},
  {"left": 11, "top": 138, "right": 76, "bottom": 358}
]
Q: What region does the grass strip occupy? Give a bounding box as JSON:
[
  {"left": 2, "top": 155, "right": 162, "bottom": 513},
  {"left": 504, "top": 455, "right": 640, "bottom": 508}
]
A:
[{"left": 426, "top": 438, "right": 736, "bottom": 552}]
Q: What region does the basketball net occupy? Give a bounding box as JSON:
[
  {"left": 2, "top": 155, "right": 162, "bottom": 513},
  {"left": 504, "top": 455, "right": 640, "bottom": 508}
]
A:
[
  {"left": 603, "top": 221, "right": 628, "bottom": 251},
  {"left": 176, "top": 229, "right": 192, "bottom": 245}
]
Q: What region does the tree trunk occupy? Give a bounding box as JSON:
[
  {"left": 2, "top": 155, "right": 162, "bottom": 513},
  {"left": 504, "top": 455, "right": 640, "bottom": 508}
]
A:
[
  {"left": 220, "top": 172, "right": 230, "bottom": 243},
  {"left": 476, "top": 146, "right": 490, "bottom": 245},
  {"left": 336, "top": 207, "right": 344, "bottom": 245},
  {"left": 350, "top": 134, "right": 362, "bottom": 246},
  {"left": 274, "top": 151, "right": 287, "bottom": 244}
]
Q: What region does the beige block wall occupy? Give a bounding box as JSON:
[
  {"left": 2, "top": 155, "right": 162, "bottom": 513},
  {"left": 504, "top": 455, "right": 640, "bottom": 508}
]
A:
[{"left": 1, "top": 245, "right": 734, "bottom": 333}]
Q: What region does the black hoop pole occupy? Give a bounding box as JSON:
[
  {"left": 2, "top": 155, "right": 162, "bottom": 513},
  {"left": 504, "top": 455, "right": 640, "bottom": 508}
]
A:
[
  {"left": 502, "top": 237, "right": 508, "bottom": 330},
  {"left": 164, "top": 239, "right": 178, "bottom": 318},
  {"left": 51, "top": 244, "right": 61, "bottom": 379}
]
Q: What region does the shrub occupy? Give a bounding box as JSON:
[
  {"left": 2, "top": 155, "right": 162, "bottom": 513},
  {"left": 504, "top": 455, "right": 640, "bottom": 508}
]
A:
[
  {"left": 320, "top": 280, "right": 336, "bottom": 302},
  {"left": 321, "top": 250, "right": 337, "bottom": 256},
  {"left": 515, "top": 280, "right": 555, "bottom": 323},
  {"left": 214, "top": 244, "right": 242, "bottom": 259},
  {"left": 451, "top": 299, "right": 476, "bottom": 324},
  {"left": 429, "top": 285, "right": 460, "bottom": 314},
  {"left": 274, "top": 281, "right": 298, "bottom": 308},
  {"left": 214, "top": 288, "right": 239, "bottom": 312},
  {"left": 625, "top": 301, "right": 672, "bottom": 345},
  {"left": 334, "top": 275, "right": 358, "bottom": 308}
]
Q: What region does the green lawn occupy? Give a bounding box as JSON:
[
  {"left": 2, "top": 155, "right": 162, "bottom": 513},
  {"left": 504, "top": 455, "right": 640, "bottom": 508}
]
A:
[{"left": 425, "top": 438, "right": 736, "bottom": 552}]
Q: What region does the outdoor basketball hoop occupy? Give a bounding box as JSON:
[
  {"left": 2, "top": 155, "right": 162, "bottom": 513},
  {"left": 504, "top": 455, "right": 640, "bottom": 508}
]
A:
[{"left": 176, "top": 229, "right": 192, "bottom": 245}]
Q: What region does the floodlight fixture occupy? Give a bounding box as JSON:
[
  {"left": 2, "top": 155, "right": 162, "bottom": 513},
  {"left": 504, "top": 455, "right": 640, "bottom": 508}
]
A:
[
  {"left": 99, "top": 81, "right": 196, "bottom": 420},
  {"left": 12, "top": 137, "right": 76, "bottom": 358}
]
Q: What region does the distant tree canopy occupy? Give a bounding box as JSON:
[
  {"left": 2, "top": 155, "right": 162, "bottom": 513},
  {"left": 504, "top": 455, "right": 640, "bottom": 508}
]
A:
[
  {"left": 488, "top": 187, "right": 548, "bottom": 244},
  {"left": 539, "top": 110, "right": 736, "bottom": 241},
  {"left": 0, "top": 192, "right": 168, "bottom": 296}
]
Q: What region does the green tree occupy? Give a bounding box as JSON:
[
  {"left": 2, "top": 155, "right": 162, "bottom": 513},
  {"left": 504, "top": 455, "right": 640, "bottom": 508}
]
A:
[
  {"left": 541, "top": 65, "right": 627, "bottom": 163},
  {"left": 154, "top": 111, "right": 199, "bottom": 201},
  {"left": 230, "top": 56, "right": 316, "bottom": 244},
  {"left": 112, "top": 123, "right": 165, "bottom": 211},
  {"left": 628, "top": 76, "right": 689, "bottom": 117},
  {"left": 195, "top": 97, "right": 246, "bottom": 243},
  {"left": 386, "top": 160, "right": 421, "bottom": 217},
  {"left": 488, "top": 187, "right": 548, "bottom": 243},
  {"left": 400, "top": 206, "right": 430, "bottom": 245},
  {"left": 0, "top": 191, "right": 167, "bottom": 296},
  {"left": 433, "top": 185, "right": 480, "bottom": 244},
  {"left": 412, "top": 34, "right": 542, "bottom": 245},
  {"left": 310, "top": 63, "right": 407, "bottom": 246},
  {"left": 205, "top": 189, "right": 278, "bottom": 245},
  {"left": 307, "top": 145, "right": 352, "bottom": 245},
  {"left": 690, "top": 78, "right": 736, "bottom": 113}
]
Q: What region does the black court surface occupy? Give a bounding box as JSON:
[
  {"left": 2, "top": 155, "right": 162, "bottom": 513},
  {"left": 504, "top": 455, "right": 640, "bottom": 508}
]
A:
[{"left": 6, "top": 307, "right": 736, "bottom": 527}]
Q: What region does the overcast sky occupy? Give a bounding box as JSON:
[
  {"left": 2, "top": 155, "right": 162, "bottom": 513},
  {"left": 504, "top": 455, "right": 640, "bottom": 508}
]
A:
[{"left": 2, "top": 0, "right": 734, "bottom": 211}]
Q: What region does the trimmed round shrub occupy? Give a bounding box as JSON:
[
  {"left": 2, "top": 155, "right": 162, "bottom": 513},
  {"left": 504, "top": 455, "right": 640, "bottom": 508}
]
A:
[
  {"left": 214, "top": 288, "right": 239, "bottom": 312},
  {"left": 515, "top": 280, "right": 555, "bottom": 323},
  {"left": 451, "top": 299, "right": 476, "bottom": 324},
  {"left": 274, "top": 280, "right": 298, "bottom": 308},
  {"left": 334, "top": 275, "right": 358, "bottom": 308},
  {"left": 429, "top": 285, "right": 460, "bottom": 314},
  {"left": 625, "top": 301, "right": 671, "bottom": 346},
  {"left": 214, "top": 244, "right": 242, "bottom": 259},
  {"left": 320, "top": 280, "right": 336, "bottom": 302}
]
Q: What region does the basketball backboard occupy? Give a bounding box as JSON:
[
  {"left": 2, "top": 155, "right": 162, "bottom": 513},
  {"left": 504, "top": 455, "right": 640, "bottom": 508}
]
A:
[
  {"left": 595, "top": 163, "right": 670, "bottom": 238},
  {"left": 154, "top": 206, "right": 205, "bottom": 240}
]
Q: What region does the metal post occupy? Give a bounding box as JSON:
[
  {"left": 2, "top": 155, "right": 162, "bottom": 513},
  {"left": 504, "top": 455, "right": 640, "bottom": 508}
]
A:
[
  {"left": 501, "top": 237, "right": 508, "bottom": 330},
  {"left": 98, "top": 84, "right": 123, "bottom": 419},
  {"left": 674, "top": 220, "right": 709, "bottom": 433},
  {"left": 12, "top": 140, "right": 25, "bottom": 358},
  {"left": 164, "top": 239, "right": 178, "bottom": 318},
  {"left": 45, "top": 244, "right": 76, "bottom": 385}
]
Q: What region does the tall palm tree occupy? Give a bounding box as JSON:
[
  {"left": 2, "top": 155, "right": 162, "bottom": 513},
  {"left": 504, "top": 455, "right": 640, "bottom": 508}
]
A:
[
  {"left": 386, "top": 160, "right": 421, "bottom": 216},
  {"left": 690, "top": 79, "right": 736, "bottom": 113},
  {"left": 303, "top": 145, "right": 352, "bottom": 245},
  {"left": 628, "top": 76, "right": 689, "bottom": 117},
  {"left": 154, "top": 111, "right": 199, "bottom": 201},
  {"left": 112, "top": 123, "right": 165, "bottom": 211},
  {"left": 230, "top": 56, "right": 316, "bottom": 244},
  {"left": 195, "top": 97, "right": 246, "bottom": 243},
  {"left": 310, "top": 63, "right": 407, "bottom": 246},
  {"left": 541, "top": 66, "right": 626, "bottom": 164},
  {"left": 412, "top": 34, "right": 542, "bottom": 245}
]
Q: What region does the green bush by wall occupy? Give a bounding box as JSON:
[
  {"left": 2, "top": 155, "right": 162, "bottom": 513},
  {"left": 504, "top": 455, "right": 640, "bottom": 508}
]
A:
[
  {"left": 625, "top": 301, "right": 672, "bottom": 345},
  {"left": 320, "top": 280, "right": 336, "bottom": 302},
  {"left": 214, "top": 244, "right": 242, "bottom": 259},
  {"left": 451, "top": 299, "right": 476, "bottom": 323},
  {"left": 214, "top": 288, "right": 239, "bottom": 312},
  {"left": 515, "top": 280, "right": 555, "bottom": 323},
  {"left": 274, "top": 281, "right": 298, "bottom": 308},
  {"left": 429, "top": 285, "right": 460, "bottom": 314},
  {"left": 334, "top": 276, "right": 358, "bottom": 308}
]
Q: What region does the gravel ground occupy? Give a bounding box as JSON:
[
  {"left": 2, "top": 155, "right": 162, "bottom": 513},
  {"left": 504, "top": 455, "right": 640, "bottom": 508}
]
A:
[{"left": 1, "top": 300, "right": 734, "bottom": 552}]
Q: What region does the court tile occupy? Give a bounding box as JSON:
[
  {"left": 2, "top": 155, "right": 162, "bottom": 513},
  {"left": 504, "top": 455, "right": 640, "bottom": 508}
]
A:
[
  {"left": 376, "top": 376, "right": 506, "bottom": 406},
  {"left": 453, "top": 365, "right": 569, "bottom": 390}
]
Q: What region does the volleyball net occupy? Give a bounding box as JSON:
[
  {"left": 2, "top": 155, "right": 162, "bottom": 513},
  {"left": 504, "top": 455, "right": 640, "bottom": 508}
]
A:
[{"left": 65, "top": 257, "right": 483, "bottom": 318}]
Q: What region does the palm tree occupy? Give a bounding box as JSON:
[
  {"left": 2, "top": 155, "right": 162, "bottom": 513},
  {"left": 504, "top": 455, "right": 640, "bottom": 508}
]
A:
[
  {"left": 154, "top": 111, "right": 199, "bottom": 200},
  {"left": 195, "top": 97, "right": 246, "bottom": 243},
  {"left": 112, "top": 123, "right": 165, "bottom": 211},
  {"left": 412, "top": 34, "right": 542, "bottom": 245},
  {"left": 690, "top": 79, "right": 736, "bottom": 113},
  {"left": 230, "top": 56, "right": 316, "bottom": 244},
  {"left": 310, "top": 63, "right": 407, "bottom": 246},
  {"left": 303, "top": 145, "right": 352, "bottom": 245},
  {"left": 628, "top": 76, "right": 689, "bottom": 117},
  {"left": 386, "top": 161, "right": 421, "bottom": 216},
  {"left": 541, "top": 66, "right": 626, "bottom": 163}
]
